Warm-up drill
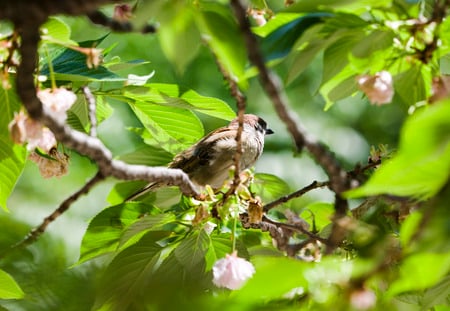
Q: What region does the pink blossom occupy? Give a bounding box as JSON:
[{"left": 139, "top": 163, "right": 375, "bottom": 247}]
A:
[
  {"left": 37, "top": 88, "right": 77, "bottom": 122},
  {"left": 357, "top": 71, "right": 394, "bottom": 105},
  {"left": 212, "top": 251, "right": 255, "bottom": 290},
  {"left": 350, "top": 289, "right": 377, "bottom": 310}
]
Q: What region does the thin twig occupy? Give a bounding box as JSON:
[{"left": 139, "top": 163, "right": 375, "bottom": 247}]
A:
[
  {"left": 1, "top": 172, "right": 105, "bottom": 257},
  {"left": 210, "top": 45, "right": 246, "bottom": 194},
  {"left": 263, "top": 181, "right": 329, "bottom": 212},
  {"left": 230, "top": 0, "right": 349, "bottom": 194},
  {"left": 82, "top": 86, "right": 97, "bottom": 137}
]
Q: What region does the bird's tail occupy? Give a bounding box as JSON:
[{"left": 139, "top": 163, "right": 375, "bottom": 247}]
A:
[{"left": 124, "top": 182, "right": 160, "bottom": 202}]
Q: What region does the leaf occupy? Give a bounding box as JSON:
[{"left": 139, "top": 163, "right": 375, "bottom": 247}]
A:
[
  {"left": 232, "top": 256, "right": 308, "bottom": 301},
  {"left": 174, "top": 230, "right": 210, "bottom": 271},
  {"left": 40, "top": 38, "right": 124, "bottom": 83},
  {"left": 130, "top": 102, "right": 204, "bottom": 154},
  {"left": 387, "top": 252, "right": 450, "bottom": 297},
  {"left": 119, "top": 83, "right": 235, "bottom": 120},
  {"left": 286, "top": 0, "right": 391, "bottom": 13},
  {"left": 395, "top": 65, "right": 432, "bottom": 105},
  {"left": 399, "top": 211, "right": 423, "bottom": 250},
  {"left": 0, "top": 269, "right": 24, "bottom": 299},
  {"left": 0, "top": 141, "right": 26, "bottom": 211},
  {"left": 118, "top": 144, "right": 173, "bottom": 166},
  {"left": 259, "top": 13, "right": 332, "bottom": 61},
  {"left": 158, "top": 3, "right": 201, "bottom": 73},
  {"left": 0, "top": 83, "right": 27, "bottom": 211},
  {"left": 40, "top": 17, "right": 77, "bottom": 46},
  {"left": 322, "top": 30, "right": 365, "bottom": 85},
  {"left": 119, "top": 213, "right": 176, "bottom": 249},
  {"left": 78, "top": 202, "right": 157, "bottom": 264},
  {"left": 300, "top": 202, "right": 334, "bottom": 230},
  {"left": 66, "top": 95, "right": 113, "bottom": 133},
  {"left": 195, "top": 3, "right": 248, "bottom": 88},
  {"left": 93, "top": 231, "right": 168, "bottom": 311},
  {"left": 346, "top": 101, "right": 450, "bottom": 199},
  {"left": 251, "top": 173, "right": 291, "bottom": 206},
  {"left": 351, "top": 29, "right": 395, "bottom": 59}
]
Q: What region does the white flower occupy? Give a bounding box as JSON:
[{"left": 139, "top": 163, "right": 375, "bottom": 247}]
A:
[
  {"left": 212, "top": 251, "right": 255, "bottom": 290},
  {"left": 37, "top": 88, "right": 77, "bottom": 122},
  {"left": 357, "top": 71, "right": 394, "bottom": 105}
]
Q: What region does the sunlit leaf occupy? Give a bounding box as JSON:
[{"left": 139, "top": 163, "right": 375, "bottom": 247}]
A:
[
  {"left": 66, "top": 95, "right": 113, "bottom": 133},
  {"left": 195, "top": 3, "right": 248, "bottom": 88},
  {"left": 346, "top": 100, "right": 450, "bottom": 199},
  {"left": 300, "top": 202, "right": 334, "bottom": 230},
  {"left": 0, "top": 269, "right": 24, "bottom": 299},
  {"left": 158, "top": 2, "right": 201, "bottom": 73},
  {"left": 130, "top": 102, "right": 204, "bottom": 154},
  {"left": 40, "top": 17, "right": 77, "bottom": 46},
  {"left": 259, "top": 13, "right": 331, "bottom": 61},
  {"left": 251, "top": 173, "right": 291, "bottom": 206},
  {"left": 232, "top": 256, "right": 308, "bottom": 301},
  {"left": 0, "top": 83, "right": 27, "bottom": 211},
  {"left": 123, "top": 83, "right": 235, "bottom": 120},
  {"left": 93, "top": 231, "right": 168, "bottom": 310},
  {"left": 387, "top": 252, "right": 450, "bottom": 297},
  {"left": 78, "top": 202, "right": 157, "bottom": 264}
]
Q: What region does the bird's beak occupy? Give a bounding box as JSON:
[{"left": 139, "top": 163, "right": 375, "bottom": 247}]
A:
[{"left": 265, "top": 128, "right": 274, "bottom": 135}]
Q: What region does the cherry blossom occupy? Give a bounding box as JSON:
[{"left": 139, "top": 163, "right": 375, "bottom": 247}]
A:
[
  {"left": 37, "top": 87, "right": 77, "bottom": 123},
  {"left": 357, "top": 71, "right": 394, "bottom": 105},
  {"left": 212, "top": 251, "right": 255, "bottom": 290}
]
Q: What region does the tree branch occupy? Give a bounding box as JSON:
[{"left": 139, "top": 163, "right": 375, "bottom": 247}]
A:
[
  {"left": 2, "top": 171, "right": 105, "bottom": 257},
  {"left": 11, "top": 10, "right": 198, "bottom": 197}
]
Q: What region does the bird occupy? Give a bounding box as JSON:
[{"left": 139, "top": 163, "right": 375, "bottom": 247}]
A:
[{"left": 125, "top": 114, "right": 274, "bottom": 201}]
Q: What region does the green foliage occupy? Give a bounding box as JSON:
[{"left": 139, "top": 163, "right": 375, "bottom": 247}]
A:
[
  {"left": 347, "top": 100, "right": 450, "bottom": 199},
  {"left": 0, "top": 83, "right": 27, "bottom": 211},
  {"left": 0, "top": 269, "right": 24, "bottom": 299}
]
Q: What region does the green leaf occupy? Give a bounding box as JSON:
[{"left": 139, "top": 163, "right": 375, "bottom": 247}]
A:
[
  {"left": 259, "top": 13, "right": 331, "bottom": 61},
  {"left": 40, "top": 17, "right": 77, "bottom": 46},
  {"left": 205, "top": 235, "right": 233, "bottom": 271},
  {"left": 118, "top": 144, "right": 173, "bottom": 166},
  {"left": 395, "top": 65, "right": 432, "bottom": 105},
  {"left": 252, "top": 173, "right": 291, "bottom": 206},
  {"left": 120, "top": 83, "right": 235, "bottom": 120},
  {"left": 286, "top": 0, "right": 391, "bottom": 13},
  {"left": 174, "top": 230, "right": 210, "bottom": 271},
  {"left": 233, "top": 256, "right": 308, "bottom": 301},
  {"left": 158, "top": 3, "right": 201, "bottom": 73},
  {"left": 130, "top": 102, "right": 204, "bottom": 154},
  {"left": 351, "top": 29, "right": 395, "bottom": 59},
  {"left": 66, "top": 95, "right": 113, "bottom": 133},
  {"left": 387, "top": 252, "right": 450, "bottom": 297},
  {"left": 0, "top": 269, "right": 24, "bottom": 299},
  {"left": 78, "top": 202, "right": 157, "bottom": 264},
  {"left": 195, "top": 3, "right": 248, "bottom": 88},
  {"left": 40, "top": 38, "right": 124, "bottom": 83},
  {"left": 300, "top": 202, "right": 334, "bottom": 230},
  {"left": 322, "top": 30, "right": 365, "bottom": 85},
  {"left": 119, "top": 213, "right": 176, "bottom": 249},
  {"left": 0, "top": 83, "right": 27, "bottom": 211},
  {"left": 399, "top": 211, "right": 422, "bottom": 250},
  {"left": 346, "top": 101, "right": 450, "bottom": 199},
  {"left": 93, "top": 231, "right": 168, "bottom": 311}
]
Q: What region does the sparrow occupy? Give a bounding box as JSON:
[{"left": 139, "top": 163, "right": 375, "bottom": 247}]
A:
[{"left": 126, "top": 114, "right": 273, "bottom": 201}]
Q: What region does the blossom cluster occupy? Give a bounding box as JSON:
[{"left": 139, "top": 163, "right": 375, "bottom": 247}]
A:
[{"left": 8, "top": 87, "right": 76, "bottom": 178}]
